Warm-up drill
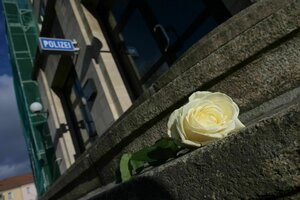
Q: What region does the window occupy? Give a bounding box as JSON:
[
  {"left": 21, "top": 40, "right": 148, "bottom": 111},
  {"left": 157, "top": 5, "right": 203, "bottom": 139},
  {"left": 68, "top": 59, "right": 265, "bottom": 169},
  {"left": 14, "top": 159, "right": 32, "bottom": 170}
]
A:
[
  {"left": 26, "top": 186, "right": 31, "bottom": 194},
  {"left": 82, "top": 79, "right": 97, "bottom": 111},
  {"left": 39, "top": 0, "right": 46, "bottom": 23},
  {"left": 8, "top": 191, "right": 13, "bottom": 200},
  {"left": 58, "top": 68, "right": 97, "bottom": 157},
  {"left": 99, "top": 0, "right": 231, "bottom": 98}
]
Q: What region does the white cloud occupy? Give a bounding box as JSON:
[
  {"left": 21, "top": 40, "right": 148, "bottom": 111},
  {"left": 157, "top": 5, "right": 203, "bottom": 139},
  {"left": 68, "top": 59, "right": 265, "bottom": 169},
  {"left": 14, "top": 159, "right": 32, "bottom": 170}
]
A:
[
  {"left": 0, "top": 75, "right": 31, "bottom": 180},
  {"left": 0, "top": 74, "right": 15, "bottom": 99},
  {"left": 0, "top": 161, "right": 30, "bottom": 179},
  {"left": 0, "top": 74, "right": 20, "bottom": 132}
]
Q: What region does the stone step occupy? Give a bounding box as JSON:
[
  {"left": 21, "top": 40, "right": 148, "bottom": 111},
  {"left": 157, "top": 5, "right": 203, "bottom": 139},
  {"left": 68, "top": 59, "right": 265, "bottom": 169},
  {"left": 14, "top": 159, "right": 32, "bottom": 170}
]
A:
[
  {"left": 39, "top": 0, "right": 300, "bottom": 199},
  {"left": 80, "top": 100, "right": 300, "bottom": 200}
]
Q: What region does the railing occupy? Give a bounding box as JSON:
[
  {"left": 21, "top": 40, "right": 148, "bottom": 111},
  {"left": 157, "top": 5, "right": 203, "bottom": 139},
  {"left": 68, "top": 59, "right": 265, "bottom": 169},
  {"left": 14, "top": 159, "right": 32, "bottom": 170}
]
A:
[{"left": 2, "top": 0, "right": 60, "bottom": 196}]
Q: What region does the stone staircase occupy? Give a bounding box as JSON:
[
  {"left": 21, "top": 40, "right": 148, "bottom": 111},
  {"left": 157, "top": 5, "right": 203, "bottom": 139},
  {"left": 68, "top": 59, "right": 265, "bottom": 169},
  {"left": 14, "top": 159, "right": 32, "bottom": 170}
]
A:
[
  {"left": 40, "top": 0, "right": 300, "bottom": 199},
  {"left": 79, "top": 88, "right": 300, "bottom": 200}
]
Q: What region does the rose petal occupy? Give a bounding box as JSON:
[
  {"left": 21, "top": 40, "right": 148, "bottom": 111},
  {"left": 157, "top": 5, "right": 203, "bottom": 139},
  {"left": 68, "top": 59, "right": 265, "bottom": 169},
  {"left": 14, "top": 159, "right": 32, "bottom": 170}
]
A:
[
  {"left": 205, "top": 92, "right": 240, "bottom": 120},
  {"left": 184, "top": 127, "right": 225, "bottom": 144},
  {"left": 167, "top": 109, "right": 179, "bottom": 138},
  {"left": 235, "top": 118, "right": 245, "bottom": 129},
  {"left": 189, "top": 91, "right": 212, "bottom": 102},
  {"left": 181, "top": 138, "right": 202, "bottom": 147},
  {"left": 204, "top": 92, "right": 233, "bottom": 102},
  {"left": 167, "top": 91, "right": 245, "bottom": 147}
]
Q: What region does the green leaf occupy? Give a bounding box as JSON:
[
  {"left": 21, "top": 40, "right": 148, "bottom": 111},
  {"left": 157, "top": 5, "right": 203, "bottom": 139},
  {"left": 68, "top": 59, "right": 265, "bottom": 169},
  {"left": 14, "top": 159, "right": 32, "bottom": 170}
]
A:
[
  {"left": 118, "top": 138, "right": 184, "bottom": 182},
  {"left": 155, "top": 138, "right": 180, "bottom": 151},
  {"left": 147, "top": 138, "right": 182, "bottom": 162},
  {"left": 130, "top": 146, "right": 156, "bottom": 162},
  {"left": 119, "top": 153, "right": 132, "bottom": 182},
  {"left": 130, "top": 159, "right": 145, "bottom": 174},
  {"left": 130, "top": 138, "right": 183, "bottom": 168}
]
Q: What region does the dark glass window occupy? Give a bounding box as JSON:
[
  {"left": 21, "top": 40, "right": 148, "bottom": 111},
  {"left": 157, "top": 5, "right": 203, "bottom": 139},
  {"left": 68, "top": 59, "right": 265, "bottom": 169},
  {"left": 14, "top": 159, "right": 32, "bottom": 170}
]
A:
[
  {"left": 176, "top": 16, "right": 219, "bottom": 57},
  {"left": 38, "top": 0, "right": 46, "bottom": 23},
  {"left": 59, "top": 69, "right": 97, "bottom": 156},
  {"left": 82, "top": 79, "right": 97, "bottom": 110},
  {"left": 121, "top": 10, "right": 163, "bottom": 78},
  {"left": 100, "top": 0, "right": 232, "bottom": 98}
]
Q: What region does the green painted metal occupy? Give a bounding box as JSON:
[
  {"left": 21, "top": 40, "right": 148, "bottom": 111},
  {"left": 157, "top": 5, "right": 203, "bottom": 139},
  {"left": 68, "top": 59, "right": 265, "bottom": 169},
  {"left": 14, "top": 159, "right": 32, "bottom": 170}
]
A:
[{"left": 2, "top": 0, "right": 60, "bottom": 196}]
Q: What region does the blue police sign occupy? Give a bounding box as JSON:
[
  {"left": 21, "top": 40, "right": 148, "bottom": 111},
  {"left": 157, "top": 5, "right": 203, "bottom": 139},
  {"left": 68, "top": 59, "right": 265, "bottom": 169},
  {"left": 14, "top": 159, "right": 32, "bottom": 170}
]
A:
[{"left": 39, "top": 37, "right": 79, "bottom": 54}]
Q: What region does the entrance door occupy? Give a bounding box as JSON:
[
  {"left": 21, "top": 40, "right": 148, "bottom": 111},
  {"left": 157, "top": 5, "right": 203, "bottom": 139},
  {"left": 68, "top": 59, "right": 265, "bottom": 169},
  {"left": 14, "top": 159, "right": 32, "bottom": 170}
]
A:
[
  {"left": 101, "top": 0, "right": 231, "bottom": 98},
  {"left": 60, "top": 69, "right": 97, "bottom": 157}
]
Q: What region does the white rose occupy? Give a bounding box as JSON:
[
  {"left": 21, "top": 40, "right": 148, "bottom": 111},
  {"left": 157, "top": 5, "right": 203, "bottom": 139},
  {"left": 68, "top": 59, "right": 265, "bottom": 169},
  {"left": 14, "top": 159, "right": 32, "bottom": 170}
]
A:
[{"left": 167, "top": 91, "right": 245, "bottom": 147}]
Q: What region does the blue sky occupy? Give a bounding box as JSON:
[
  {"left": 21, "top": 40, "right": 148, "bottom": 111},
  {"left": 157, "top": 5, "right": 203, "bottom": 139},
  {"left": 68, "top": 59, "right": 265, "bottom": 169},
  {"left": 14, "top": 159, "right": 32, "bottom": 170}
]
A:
[
  {"left": 0, "top": 1, "right": 31, "bottom": 180},
  {"left": 0, "top": 1, "right": 11, "bottom": 75}
]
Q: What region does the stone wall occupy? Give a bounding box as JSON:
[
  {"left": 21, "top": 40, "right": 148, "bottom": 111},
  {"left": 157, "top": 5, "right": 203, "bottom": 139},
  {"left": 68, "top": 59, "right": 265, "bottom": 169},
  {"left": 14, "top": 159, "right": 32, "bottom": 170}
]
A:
[
  {"left": 81, "top": 101, "right": 300, "bottom": 200},
  {"left": 39, "top": 0, "right": 300, "bottom": 199}
]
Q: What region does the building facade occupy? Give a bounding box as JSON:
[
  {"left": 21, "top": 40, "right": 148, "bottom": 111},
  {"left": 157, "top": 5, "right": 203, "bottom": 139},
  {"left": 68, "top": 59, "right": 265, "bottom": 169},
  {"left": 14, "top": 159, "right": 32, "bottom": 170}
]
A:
[
  {"left": 31, "top": 0, "right": 252, "bottom": 175},
  {"left": 2, "top": 0, "right": 60, "bottom": 195},
  {"left": 0, "top": 173, "right": 37, "bottom": 200},
  {"left": 6, "top": 0, "right": 300, "bottom": 199}
]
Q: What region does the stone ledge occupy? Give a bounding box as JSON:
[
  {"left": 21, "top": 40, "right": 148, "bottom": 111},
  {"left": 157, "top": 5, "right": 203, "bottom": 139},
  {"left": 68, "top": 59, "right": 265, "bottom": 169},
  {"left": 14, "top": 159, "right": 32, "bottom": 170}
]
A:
[
  {"left": 240, "top": 86, "right": 300, "bottom": 124},
  {"left": 90, "top": 27, "right": 300, "bottom": 185},
  {"left": 39, "top": 0, "right": 300, "bottom": 199},
  {"left": 79, "top": 89, "right": 300, "bottom": 200},
  {"left": 86, "top": 104, "right": 300, "bottom": 200},
  {"left": 89, "top": 0, "right": 300, "bottom": 169},
  {"left": 152, "top": 0, "right": 296, "bottom": 91}
]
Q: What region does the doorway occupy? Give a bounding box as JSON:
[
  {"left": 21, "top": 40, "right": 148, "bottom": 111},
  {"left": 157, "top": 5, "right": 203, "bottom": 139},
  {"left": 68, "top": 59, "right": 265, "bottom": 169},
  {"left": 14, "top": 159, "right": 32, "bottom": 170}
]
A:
[{"left": 100, "top": 0, "right": 231, "bottom": 98}]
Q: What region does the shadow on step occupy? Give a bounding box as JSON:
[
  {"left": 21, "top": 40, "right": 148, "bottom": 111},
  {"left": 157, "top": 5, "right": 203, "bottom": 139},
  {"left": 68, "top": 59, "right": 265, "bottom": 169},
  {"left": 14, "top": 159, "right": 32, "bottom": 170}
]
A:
[{"left": 90, "top": 177, "right": 174, "bottom": 200}]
